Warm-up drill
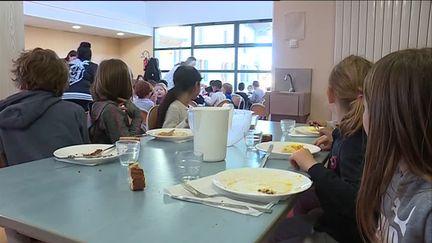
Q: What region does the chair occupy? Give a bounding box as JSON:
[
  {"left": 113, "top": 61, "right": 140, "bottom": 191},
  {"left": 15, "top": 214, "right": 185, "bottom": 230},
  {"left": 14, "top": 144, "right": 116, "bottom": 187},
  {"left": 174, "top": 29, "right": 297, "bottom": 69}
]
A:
[
  {"left": 146, "top": 105, "right": 159, "bottom": 130},
  {"left": 189, "top": 100, "right": 198, "bottom": 107},
  {"left": 250, "top": 103, "right": 267, "bottom": 120},
  {"left": 231, "top": 94, "right": 245, "bottom": 109},
  {"left": 216, "top": 99, "right": 231, "bottom": 107},
  {"left": 140, "top": 110, "right": 148, "bottom": 131}
]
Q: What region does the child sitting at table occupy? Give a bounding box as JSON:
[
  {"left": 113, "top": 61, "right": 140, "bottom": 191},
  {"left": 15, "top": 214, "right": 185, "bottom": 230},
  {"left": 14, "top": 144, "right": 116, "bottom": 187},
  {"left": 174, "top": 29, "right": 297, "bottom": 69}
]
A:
[
  {"left": 357, "top": 48, "right": 431, "bottom": 243},
  {"left": 157, "top": 66, "right": 201, "bottom": 128},
  {"left": 204, "top": 80, "right": 225, "bottom": 106},
  {"left": 88, "top": 59, "right": 143, "bottom": 143},
  {"left": 271, "top": 55, "right": 372, "bottom": 243},
  {"left": 152, "top": 82, "right": 168, "bottom": 105},
  {"left": 0, "top": 48, "right": 89, "bottom": 166},
  {"left": 133, "top": 80, "right": 154, "bottom": 112}
]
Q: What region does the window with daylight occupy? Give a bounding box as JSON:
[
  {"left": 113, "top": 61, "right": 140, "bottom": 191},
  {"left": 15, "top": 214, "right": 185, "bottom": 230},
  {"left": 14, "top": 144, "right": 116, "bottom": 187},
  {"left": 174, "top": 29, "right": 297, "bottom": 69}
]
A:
[{"left": 154, "top": 19, "right": 272, "bottom": 91}]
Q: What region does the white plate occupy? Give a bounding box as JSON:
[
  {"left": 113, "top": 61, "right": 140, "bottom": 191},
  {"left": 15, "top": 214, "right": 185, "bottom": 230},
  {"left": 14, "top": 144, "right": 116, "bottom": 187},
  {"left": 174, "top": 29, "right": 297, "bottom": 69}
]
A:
[
  {"left": 147, "top": 128, "right": 193, "bottom": 141},
  {"left": 53, "top": 144, "right": 118, "bottom": 166},
  {"left": 213, "top": 168, "right": 312, "bottom": 203},
  {"left": 293, "top": 126, "right": 323, "bottom": 136},
  {"left": 255, "top": 141, "right": 321, "bottom": 156}
]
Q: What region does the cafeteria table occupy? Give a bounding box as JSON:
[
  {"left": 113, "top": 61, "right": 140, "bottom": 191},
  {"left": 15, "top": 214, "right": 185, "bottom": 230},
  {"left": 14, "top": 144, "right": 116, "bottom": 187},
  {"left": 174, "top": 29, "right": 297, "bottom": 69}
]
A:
[{"left": 0, "top": 121, "right": 329, "bottom": 243}]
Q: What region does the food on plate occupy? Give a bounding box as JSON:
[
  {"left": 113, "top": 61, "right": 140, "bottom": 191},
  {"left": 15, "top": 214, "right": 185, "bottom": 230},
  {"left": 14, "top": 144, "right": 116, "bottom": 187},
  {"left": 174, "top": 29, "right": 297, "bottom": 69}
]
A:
[
  {"left": 82, "top": 149, "right": 103, "bottom": 157},
  {"left": 158, "top": 129, "right": 176, "bottom": 136},
  {"left": 128, "top": 162, "right": 146, "bottom": 191},
  {"left": 282, "top": 144, "right": 305, "bottom": 153},
  {"left": 258, "top": 187, "right": 276, "bottom": 194}
]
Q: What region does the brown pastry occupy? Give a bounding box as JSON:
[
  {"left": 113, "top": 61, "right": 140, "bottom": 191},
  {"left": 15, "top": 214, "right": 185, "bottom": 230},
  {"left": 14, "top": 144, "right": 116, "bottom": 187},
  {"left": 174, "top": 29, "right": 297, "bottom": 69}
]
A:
[
  {"left": 261, "top": 134, "right": 273, "bottom": 142},
  {"left": 128, "top": 162, "right": 146, "bottom": 191}
]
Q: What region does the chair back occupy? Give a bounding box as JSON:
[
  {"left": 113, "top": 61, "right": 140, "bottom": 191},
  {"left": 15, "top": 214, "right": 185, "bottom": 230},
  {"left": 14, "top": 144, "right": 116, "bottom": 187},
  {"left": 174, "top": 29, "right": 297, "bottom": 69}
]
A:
[
  {"left": 231, "top": 94, "right": 244, "bottom": 109},
  {"left": 250, "top": 103, "right": 267, "bottom": 120},
  {"left": 146, "top": 105, "right": 159, "bottom": 130},
  {"left": 189, "top": 100, "right": 198, "bottom": 107},
  {"left": 217, "top": 99, "right": 231, "bottom": 107}
]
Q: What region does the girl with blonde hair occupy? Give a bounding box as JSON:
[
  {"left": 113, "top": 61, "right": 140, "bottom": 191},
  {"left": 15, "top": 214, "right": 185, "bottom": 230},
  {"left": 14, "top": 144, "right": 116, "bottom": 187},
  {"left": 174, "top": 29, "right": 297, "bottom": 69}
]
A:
[{"left": 273, "top": 55, "right": 372, "bottom": 243}]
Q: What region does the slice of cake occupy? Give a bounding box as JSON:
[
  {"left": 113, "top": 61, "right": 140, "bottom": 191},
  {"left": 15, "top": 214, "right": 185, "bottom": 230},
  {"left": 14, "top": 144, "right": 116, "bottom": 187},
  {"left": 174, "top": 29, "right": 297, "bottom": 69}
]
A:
[{"left": 128, "top": 162, "right": 146, "bottom": 191}]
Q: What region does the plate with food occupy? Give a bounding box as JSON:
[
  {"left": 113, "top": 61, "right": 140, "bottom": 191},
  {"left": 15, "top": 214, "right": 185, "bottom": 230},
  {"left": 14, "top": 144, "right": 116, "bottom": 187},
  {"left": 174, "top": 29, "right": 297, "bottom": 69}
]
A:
[
  {"left": 255, "top": 141, "right": 321, "bottom": 156},
  {"left": 53, "top": 144, "right": 118, "bottom": 166},
  {"left": 146, "top": 128, "right": 193, "bottom": 141},
  {"left": 213, "top": 168, "right": 312, "bottom": 203},
  {"left": 291, "top": 126, "right": 324, "bottom": 137}
]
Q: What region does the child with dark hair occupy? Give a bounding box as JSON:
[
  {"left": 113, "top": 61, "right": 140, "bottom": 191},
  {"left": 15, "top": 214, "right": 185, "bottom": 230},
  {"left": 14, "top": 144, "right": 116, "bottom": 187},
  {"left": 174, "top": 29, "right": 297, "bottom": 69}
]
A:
[
  {"left": 0, "top": 48, "right": 89, "bottom": 166},
  {"left": 64, "top": 50, "right": 77, "bottom": 63},
  {"left": 133, "top": 80, "right": 154, "bottom": 112},
  {"left": 63, "top": 41, "right": 98, "bottom": 111},
  {"left": 157, "top": 66, "right": 201, "bottom": 128},
  {"left": 204, "top": 80, "right": 225, "bottom": 106},
  {"left": 235, "top": 82, "right": 250, "bottom": 109}
]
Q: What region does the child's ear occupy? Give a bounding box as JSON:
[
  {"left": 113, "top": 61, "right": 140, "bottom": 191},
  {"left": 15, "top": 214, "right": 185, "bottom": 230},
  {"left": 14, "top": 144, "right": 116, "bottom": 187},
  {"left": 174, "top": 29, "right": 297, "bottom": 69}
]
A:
[{"left": 327, "top": 87, "right": 336, "bottom": 103}]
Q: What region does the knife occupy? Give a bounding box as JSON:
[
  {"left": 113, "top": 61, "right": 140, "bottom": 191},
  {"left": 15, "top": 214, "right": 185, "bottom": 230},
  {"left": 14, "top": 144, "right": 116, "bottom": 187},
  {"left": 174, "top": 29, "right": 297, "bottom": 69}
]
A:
[
  {"left": 169, "top": 195, "right": 272, "bottom": 213},
  {"left": 259, "top": 144, "right": 274, "bottom": 168}
]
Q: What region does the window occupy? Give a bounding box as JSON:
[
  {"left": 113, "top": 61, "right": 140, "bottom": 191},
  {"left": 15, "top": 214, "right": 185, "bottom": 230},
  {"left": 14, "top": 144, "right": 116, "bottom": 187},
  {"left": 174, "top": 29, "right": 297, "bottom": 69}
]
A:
[{"left": 154, "top": 19, "right": 272, "bottom": 90}]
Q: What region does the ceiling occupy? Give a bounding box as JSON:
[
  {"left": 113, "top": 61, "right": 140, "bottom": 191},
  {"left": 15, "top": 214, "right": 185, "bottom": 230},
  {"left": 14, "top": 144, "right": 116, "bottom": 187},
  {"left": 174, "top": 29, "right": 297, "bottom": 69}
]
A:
[{"left": 24, "top": 15, "right": 143, "bottom": 39}]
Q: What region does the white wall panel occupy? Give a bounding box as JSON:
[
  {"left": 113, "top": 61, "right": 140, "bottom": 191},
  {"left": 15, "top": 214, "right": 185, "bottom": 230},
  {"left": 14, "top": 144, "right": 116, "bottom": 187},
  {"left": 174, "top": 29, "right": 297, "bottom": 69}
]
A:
[
  {"left": 334, "top": 0, "right": 431, "bottom": 64},
  {"left": 391, "top": 1, "right": 402, "bottom": 52},
  {"left": 334, "top": 1, "right": 344, "bottom": 63},
  {"left": 342, "top": 1, "right": 352, "bottom": 57},
  {"left": 365, "top": 1, "right": 376, "bottom": 61},
  {"left": 382, "top": 1, "right": 393, "bottom": 57},
  {"left": 418, "top": 1, "right": 431, "bottom": 47},
  {"left": 350, "top": 1, "right": 360, "bottom": 54},
  {"left": 408, "top": 1, "right": 421, "bottom": 48},
  {"left": 358, "top": 1, "right": 368, "bottom": 56},
  {"left": 399, "top": 0, "right": 411, "bottom": 49}
]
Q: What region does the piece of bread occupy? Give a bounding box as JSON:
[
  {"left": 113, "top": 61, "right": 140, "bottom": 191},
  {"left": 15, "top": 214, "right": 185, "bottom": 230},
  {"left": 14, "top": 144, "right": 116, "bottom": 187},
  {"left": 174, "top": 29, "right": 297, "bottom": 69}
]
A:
[{"left": 128, "top": 162, "right": 146, "bottom": 191}]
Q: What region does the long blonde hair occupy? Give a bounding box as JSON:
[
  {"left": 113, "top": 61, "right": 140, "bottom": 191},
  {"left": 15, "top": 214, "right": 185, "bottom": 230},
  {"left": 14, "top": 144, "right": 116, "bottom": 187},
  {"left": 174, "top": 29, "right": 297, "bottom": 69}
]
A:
[
  {"left": 357, "top": 48, "right": 432, "bottom": 242},
  {"left": 329, "top": 55, "right": 372, "bottom": 137}
]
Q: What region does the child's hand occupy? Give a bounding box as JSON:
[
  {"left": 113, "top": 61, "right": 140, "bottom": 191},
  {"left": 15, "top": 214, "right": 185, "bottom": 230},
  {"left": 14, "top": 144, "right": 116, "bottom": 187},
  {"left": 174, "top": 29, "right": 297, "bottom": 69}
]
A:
[
  {"left": 314, "top": 135, "right": 333, "bottom": 151},
  {"left": 308, "top": 120, "right": 327, "bottom": 127},
  {"left": 289, "top": 148, "right": 317, "bottom": 172}
]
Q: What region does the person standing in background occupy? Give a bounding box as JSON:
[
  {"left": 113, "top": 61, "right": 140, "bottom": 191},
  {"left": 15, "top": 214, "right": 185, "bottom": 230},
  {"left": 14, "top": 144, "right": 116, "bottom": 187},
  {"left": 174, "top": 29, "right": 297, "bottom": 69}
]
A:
[
  {"left": 64, "top": 50, "right": 77, "bottom": 63},
  {"left": 143, "top": 57, "right": 161, "bottom": 82},
  {"left": 63, "top": 42, "right": 98, "bottom": 111},
  {"left": 164, "top": 56, "right": 197, "bottom": 89}
]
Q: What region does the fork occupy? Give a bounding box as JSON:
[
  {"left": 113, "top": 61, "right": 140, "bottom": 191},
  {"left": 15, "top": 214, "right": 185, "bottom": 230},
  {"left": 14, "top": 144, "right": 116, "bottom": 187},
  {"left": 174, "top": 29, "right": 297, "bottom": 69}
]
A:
[{"left": 181, "top": 183, "right": 272, "bottom": 213}]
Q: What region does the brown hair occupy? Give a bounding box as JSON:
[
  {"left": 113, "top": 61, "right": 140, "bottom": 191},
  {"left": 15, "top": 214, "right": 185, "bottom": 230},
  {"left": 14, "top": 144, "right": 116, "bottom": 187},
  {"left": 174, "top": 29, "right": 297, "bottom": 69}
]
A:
[
  {"left": 92, "top": 59, "right": 133, "bottom": 101},
  {"left": 222, "top": 83, "right": 233, "bottom": 95},
  {"left": 329, "top": 55, "right": 372, "bottom": 137},
  {"left": 357, "top": 48, "right": 432, "bottom": 242},
  {"left": 134, "top": 80, "right": 153, "bottom": 99},
  {"left": 12, "top": 48, "right": 68, "bottom": 97}
]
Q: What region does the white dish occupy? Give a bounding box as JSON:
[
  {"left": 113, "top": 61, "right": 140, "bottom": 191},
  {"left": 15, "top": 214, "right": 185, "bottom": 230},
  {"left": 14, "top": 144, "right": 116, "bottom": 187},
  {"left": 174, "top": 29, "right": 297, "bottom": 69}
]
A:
[
  {"left": 147, "top": 128, "right": 193, "bottom": 141},
  {"left": 213, "top": 168, "right": 312, "bottom": 203},
  {"left": 53, "top": 144, "right": 118, "bottom": 166},
  {"left": 293, "top": 126, "right": 323, "bottom": 136},
  {"left": 255, "top": 141, "right": 321, "bottom": 156}
]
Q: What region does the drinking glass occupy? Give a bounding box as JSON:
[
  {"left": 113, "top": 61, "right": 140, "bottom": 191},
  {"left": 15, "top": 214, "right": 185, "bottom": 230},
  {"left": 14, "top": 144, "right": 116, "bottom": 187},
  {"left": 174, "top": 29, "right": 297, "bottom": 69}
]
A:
[
  {"left": 244, "top": 130, "right": 263, "bottom": 150},
  {"left": 280, "top": 119, "right": 296, "bottom": 135},
  {"left": 175, "top": 151, "right": 203, "bottom": 182},
  {"left": 116, "top": 140, "right": 140, "bottom": 166},
  {"left": 250, "top": 114, "right": 259, "bottom": 130}
]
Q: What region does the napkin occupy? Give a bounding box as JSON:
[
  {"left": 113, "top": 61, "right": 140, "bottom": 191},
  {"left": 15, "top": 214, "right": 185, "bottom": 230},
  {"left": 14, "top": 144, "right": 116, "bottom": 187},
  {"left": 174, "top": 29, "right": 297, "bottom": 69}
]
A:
[{"left": 164, "top": 175, "right": 276, "bottom": 216}]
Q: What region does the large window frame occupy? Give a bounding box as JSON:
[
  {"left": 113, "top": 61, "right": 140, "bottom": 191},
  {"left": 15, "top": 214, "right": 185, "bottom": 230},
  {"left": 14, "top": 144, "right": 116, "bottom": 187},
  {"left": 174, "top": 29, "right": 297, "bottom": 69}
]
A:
[{"left": 153, "top": 19, "right": 272, "bottom": 91}]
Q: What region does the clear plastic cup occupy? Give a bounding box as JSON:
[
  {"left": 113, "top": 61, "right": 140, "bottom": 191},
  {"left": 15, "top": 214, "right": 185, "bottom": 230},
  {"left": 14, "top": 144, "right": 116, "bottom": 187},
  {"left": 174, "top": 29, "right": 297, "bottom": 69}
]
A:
[
  {"left": 175, "top": 151, "right": 203, "bottom": 182},
  {"left": 280, "top": 119, "right": 296, "bottom": 135},
  {"left": 244, "top": 130, "right": 263, "bottom": 150},
  {"left": 115, "top": 140, "right": 140, "bottom": 166}
]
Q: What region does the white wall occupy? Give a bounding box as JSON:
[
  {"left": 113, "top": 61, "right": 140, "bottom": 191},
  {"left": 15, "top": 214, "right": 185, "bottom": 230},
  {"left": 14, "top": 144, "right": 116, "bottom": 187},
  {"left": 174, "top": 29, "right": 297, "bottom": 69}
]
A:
[
  {"left": 145, "top": 1, "right": 273, "bottom": 27},
  {"left": 273, "top": 1, "right": 335, "bottom": 121},
  {"left": 24, "top": 1, "right": 152, "bottom": 36}
]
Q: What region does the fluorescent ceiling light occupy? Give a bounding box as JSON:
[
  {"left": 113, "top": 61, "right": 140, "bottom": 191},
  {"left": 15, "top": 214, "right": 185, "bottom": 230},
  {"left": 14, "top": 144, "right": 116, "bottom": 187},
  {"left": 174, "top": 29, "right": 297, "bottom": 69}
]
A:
[
  {"left": 72, "top": 25, "right": 81, "bottom": 29},
  {"left": 117, "top": 32, "right": 125, "bottom": 36}
]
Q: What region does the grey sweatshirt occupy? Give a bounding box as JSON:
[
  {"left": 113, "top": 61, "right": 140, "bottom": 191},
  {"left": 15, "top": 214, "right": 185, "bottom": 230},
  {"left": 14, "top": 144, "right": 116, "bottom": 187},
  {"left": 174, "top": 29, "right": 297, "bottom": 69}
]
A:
[
  {"left": 380, "top": 168, "right": 432, "bottom": 243},
  {"left": 0, "top": 90, "right": 90, "bottom": 166}
]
